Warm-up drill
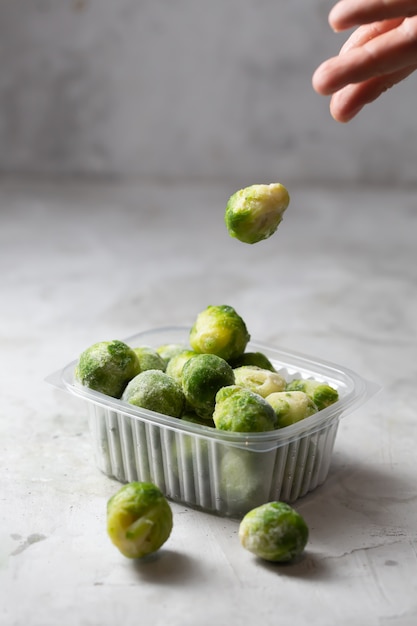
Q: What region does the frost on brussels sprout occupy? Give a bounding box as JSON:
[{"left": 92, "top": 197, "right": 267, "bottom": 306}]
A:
[
  {"left": 225, "top": 183, "right": 290, "bottom": 244},
  {"left": 219, "top": 448, "right": 267, "bottom": 515},
  {"left": 75, "top": 340, "right": 140, "bottom": 398},
  {"left": 266, "top": 390, "right": 318, "bottom": 428},
  {"left": 230, "top": 351, "right": 276, "bottom": 372},
  {"left": 156, "top": 343, "right": 189, "bottom": 367},
  {"left": 122, "top": 370, "right": 185, "bottom": 418},
  {"left": 181, "top": 353, "right": 235, "bottom": 419},
  {"left": 165, "top": 350, "right": 198, "bottom": 384},
  {"left": 234, "top": 365, "right": 286, "bottom": 398},
  {"left": 107, "top": 482, "right": 173, "bottom": 559},
  {"left": 189, "top": 304, "right": 250, "bottom": 362},
  {"left": 286, "top": 379, "right": 339, "bottom": 411},
  {"left": 133, "top": 346, "right": 166, "bottom": 372},
  {"left": 213, "top": 385, "right": 277, "bottom": 432},
  {"left": 239, "top": 501, "right": 309, "bottom": 562}
]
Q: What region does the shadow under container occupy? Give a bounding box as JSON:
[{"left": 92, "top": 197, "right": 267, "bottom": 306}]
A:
[{"left": 47, "top": 326, "right": 378, "bottom": 518}]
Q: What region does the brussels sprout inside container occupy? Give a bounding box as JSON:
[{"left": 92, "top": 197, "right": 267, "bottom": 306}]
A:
[
  {"left": 286, "top": 379, "right": 339, "bottom": 411},
  {"left": 234, "top": 365, "right": 286, "bottom": 398},
  {"left": 122, "top": 369, "right": 185, "bottom": 418},
  {"left": 266, "top": 390, "right": 318, "bottom": 428},
  {"left": 107, "top": 482, "right": 173, "bottom": 558},
  {"left": 230, "top": 351, "right": 276, "bottom": 372},
  {"left": 133, "top": 346, "right": 166, "bottom": 372},
  {"left": 189, "top": 304, "right": 250, "bottom": 362},
  {"left": 75, "top": 340, "right": 140, "bottom": 398},
  {"left": 225, "top": 183, "right": 290, "bottom": 244},
  {"left": 213, "top": 385, "right": 277, "bottom": 432},
  {"left": 182, "top": 353, "right": 235, "bottom": 419},
  {"left": 239, "top": 501, "right": 309, "bottom": 562},
  {"left": 165, "top": 350, "right": 198, "bottom": 383}
]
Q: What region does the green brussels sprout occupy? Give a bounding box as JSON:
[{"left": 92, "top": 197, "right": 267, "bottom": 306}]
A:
[
  {"left": 213, "top": 385, "right": 277, "bottom": 432},
  {"left": 233, "top": 365, "right": 286, "bottom": 398},
  {"left": 181, "top": 353, "right": 235, "bottom": 419},
  {"left": 165, "top": 350, "right": 199, "bottom": 383},
  {"left": 266, "top": 391, "right": 318, "bottom": 428},
  {"left": 286, "top": 379, "right": 339, "bottom": 411},
  {"left": 181, "top": 412, "right": 216, "bottom": 428},
  {"left": 239, "top": 501, "right": 309, "bottom": 562},
  {"left": 75, "top": 340, "right": 140, "bottom": 398},
  {"left": 156, "top": 343, "right": 190, "bottom": 366},
  {"left": 219, "top": 448, "right": 267, "bottom": 515},
  {"left": 230, "top": 351, "right": 276, "bottom": 372},
  {"left": 133, "top": 346, "right": 166, "bottom": 372},
  {"left": 122, "top": 370, "right": 185, "bottom": 418},
  {"left": 225, "top": 183, "right": 290, "bottom": 244},
  {"left": 189, "top": 304, "right": 250, "bottom": 362},
  {"left": 107, "top": 482, "right": 173, "bottom": 559}
]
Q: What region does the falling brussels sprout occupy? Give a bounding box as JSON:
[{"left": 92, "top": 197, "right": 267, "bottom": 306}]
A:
[
  {"left": 213, "top": 385, "right": 277, "bottom": 432},
  {"left": 230, "top": 351, "right": 276, "bottom": 372},
  {"left": 133, "top": 346, "right": 166, "bottom": 372},
  {"left": 189, "top": 304, "right": 250, "bottom": 362},
  {"left": 122, "top": 370, "right": 185, "bottom": 418},
  {"left": 239, "top": 501, "right": 309, "bottom": 562},
  {"left": 286, "top": 379, "right": 339, "bottom": 411},
  {"left": 225, "top": 183, "right": 290, "bottom": 244},
  {"left": 75, "top": 340, "right": 140, "bottom": 398},
  {"left": 181, "top": 353, "right": 235, "bottom": 419},
  {"left": 107, "top": 482, "right": 173, "bottom": 559},
  {"left": 234, "top": 365, "right": 286, "bottom": 398},
  {"left": 266, "top": 390, "right": 318, "bottom": 428}
]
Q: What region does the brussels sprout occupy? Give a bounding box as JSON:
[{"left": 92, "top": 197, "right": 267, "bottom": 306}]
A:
[
  {"left": 156, "top": 343, "right": 189, "bottom": 366},
  {"left": 75, "top": 340, "right": 140, "bottom": 398},
  {"left": 225, "top": 183, "right": 290, "bottom": 244},
  {"left": 234, "top": 365, "right": 286, "bottom": 398},
  {"left": 122, "top": 370, "right": 185, "bottom": 418},
  {"left": 133, "top": 346, "right": 166, "bottom": 372},
  {"left": 189, "top": 304, "right": 250, "bottom": 362},
  {"left": 181, "top": 353, "right": 235, "bottom": 419},
  {"left": 107, "top": 482, "right": 173, "bottom": 559},
  {"left": 165, "top": 350, "right": 198, "bottom": 383},
  {"left": 181, "top": 412, "right": 216, "bottom": 428},
  {"left": 266, "top": 390, "right": 318, "bottom": 428},
  {"left": 213, "top": 385, "right": 277, "bottom": 432},
  {"left": 230, "top": 351, "right": 276, "bottom": 372},
  {"left": 239, "top": 501, "right": 309, "bottom": 562},
  {"left": 219, "top": 448, "right": 267, "bottom": 515},
  {"left": 286, "top": 379, "right": 339, "bottom": 411}
]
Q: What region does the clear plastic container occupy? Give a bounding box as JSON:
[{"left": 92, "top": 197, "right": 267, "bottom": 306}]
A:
[{"left": 47, "top": 326, "right": 379, "bottom": 517}]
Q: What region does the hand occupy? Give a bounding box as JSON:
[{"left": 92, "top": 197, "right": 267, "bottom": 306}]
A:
[{"left": 312, "top": 0, "right": 417, "bottom": 122}]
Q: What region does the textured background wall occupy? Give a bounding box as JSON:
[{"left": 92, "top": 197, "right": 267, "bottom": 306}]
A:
[{"left": 0, "top": 0, "right": 416, "bottom": 184}]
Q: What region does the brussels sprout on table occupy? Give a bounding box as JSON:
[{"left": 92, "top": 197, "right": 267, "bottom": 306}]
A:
[
  {"left": 189, "top": 304, "right": 250, "bottom": 362},
  {"left": 225, "top": 183, "right": 290, "bottom": 244},
  {"left": 107, "top": 482, "right": 173, "bottom": 559},
  {"left": 286, "top": 379, "right": 339, "bottom": 411},
  {"left": 122, "top": 369, "right": 185, "bottom": 418},
  {"left": 234, "top": 365, "right": 286, "bottom": 398},
  {"left": 266, "top": 390, "right": 318, "bottom": 428},
  {"left": 239, "top": 501, "right": 309, "bottom": 562},
  {"left": 75, "top": 340, "right": 140, "bottom": 398},
  {"left": 181, "top": 353, "right": 235, "bottom": 419},
  {"left": 213, "top": 385, "right": 277, "bottom": 432}
]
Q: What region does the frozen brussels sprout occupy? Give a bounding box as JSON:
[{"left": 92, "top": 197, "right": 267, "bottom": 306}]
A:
[
  {"left": 225, "top": 183, "right": 290, "bottom": 244},
  {"left": 181, "top": 412, "right": 216, "bottom": 428},
  {"left": 230, "top": 351, "right": 276, "bottom": 372},
  {"left": 286, "top": 379, "right": 339, "bottom": 411},
  {"left": 234, "top": 365, "right": 286, "bottom": 398},
  {"left": 181, "top": 353, "right": 235, "bottom": 419},
  {"left": 266, "top": 390, "right": 318, "bottom": 428},
  {"left": 75, "top": 340, "right": 140, "bottom": 398},
  {"left": 107, "top": 482, "right": 173, "bottom": 559},
  {"left": 239, "top": 501, "right": 309, "bottom": 562},
  {"left": 133, "top": 346, "right": 166, "bottom": 372},
  {"left": 213, "top": 385, "right": 277, "bottom": 432},
  {"left": 165, "top": 349, "right": 198, "bottom": 383},
  {"left": 156, "top": 343, "right": 189, "bottom": 366},
  {"left": 189, "top": 304, "right": 250, "bottom": 362},
  {"left": 122, "top": 370, "right": 185, "bottom": 417},
  {"left": 219, "top": 448, "right": 267, "bottom": 516}
]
